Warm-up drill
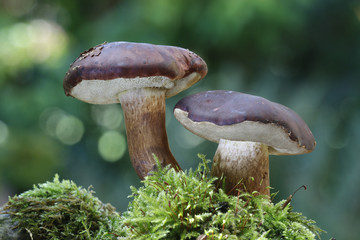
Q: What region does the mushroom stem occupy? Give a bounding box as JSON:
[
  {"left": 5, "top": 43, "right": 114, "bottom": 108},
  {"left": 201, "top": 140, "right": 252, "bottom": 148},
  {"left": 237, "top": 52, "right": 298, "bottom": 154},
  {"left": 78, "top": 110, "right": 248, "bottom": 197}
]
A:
[
  {"left": 211, "top": 139, "right": 270, "bottom": 196},
  {"left": 118, "top": 88, "right": 181, "bottom": 179}
]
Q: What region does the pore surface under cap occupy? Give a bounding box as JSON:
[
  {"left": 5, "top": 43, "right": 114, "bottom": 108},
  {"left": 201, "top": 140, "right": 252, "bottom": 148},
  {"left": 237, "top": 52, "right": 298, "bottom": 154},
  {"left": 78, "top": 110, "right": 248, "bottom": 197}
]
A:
[
  {"left": 63, "top": 42, "right": 207, "bottom": 103},
  {"left": 174, "top": 90, "right": 316, "bottom": 155}
]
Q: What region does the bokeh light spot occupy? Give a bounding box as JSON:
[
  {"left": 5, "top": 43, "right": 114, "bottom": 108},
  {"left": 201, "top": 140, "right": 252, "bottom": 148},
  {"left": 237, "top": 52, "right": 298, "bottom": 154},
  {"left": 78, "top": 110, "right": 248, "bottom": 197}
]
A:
[
  {"left": 0, "top": 19, "right": 67, "bottom": 70},
  {"left": 40, "top": 108, "right": 66, "bottom": 137},
  {"left": 98, "top": 131, "right": 126, "bottom": 162},
  {"left": 91, "top": 105, "right": 123, "bottom": 129},
  {"left": 55, "top": 115, "right": 84, "bottom": 145},
  {"left": 0, "top": 120, "right": 9, "bottom": 145}
]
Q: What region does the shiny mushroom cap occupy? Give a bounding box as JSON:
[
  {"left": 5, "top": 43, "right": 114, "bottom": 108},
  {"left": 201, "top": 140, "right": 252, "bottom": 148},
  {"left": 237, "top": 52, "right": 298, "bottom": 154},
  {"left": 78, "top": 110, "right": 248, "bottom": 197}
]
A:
[
  {"left": 63, "top": 41, "right": 208, "bottom": 104},
  {"left": 174, "top": 90, "right": 316, "bottom": 155}
]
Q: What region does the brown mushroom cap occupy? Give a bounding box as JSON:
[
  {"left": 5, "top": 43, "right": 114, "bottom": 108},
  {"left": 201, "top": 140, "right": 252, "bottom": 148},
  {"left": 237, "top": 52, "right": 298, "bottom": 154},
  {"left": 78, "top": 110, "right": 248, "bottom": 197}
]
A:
[
  {"left": 63, "top": 42, "right": 207, "bottom": 104},
  {"left": 174, "top": 90, "right": 316, "bottom": 155}
]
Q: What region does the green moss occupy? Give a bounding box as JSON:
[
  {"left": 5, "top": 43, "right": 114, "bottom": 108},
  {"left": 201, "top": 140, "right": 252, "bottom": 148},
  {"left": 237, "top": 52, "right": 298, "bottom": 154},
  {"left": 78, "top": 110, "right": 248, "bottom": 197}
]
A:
[
  {"left": 0, "top": 155, "right": 325, "bottom": 239},
  {"left": 0, "top": 175, "right": 124, "bottom": 240},
  {"left": 121, "top": 154, "right": 324, "bottom": 239}
]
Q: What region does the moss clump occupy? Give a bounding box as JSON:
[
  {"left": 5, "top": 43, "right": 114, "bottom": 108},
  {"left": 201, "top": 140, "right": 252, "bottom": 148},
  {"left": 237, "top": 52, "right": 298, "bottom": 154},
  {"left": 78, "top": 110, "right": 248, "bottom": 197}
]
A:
[
  {"left": 0, "top": 175, "right": 124, "bottom": 240},
  {"left": 121, "top": 154, "right": 324, "bottom": 239}
]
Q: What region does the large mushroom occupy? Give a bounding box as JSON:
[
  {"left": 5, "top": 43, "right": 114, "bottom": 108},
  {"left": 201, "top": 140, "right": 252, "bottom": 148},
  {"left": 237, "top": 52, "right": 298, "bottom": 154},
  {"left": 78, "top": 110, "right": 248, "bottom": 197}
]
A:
[
  {"left": 174, "top": 90, "right": 315, "bottom": 195},
  {"left": 64, "top": 42, "right": 207, "bottom": 179}
]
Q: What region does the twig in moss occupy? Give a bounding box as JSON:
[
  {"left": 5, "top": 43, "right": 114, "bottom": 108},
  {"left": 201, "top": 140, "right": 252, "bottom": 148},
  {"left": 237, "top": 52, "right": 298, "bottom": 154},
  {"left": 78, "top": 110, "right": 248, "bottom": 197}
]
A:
[{"left": 282, "top": 185, "right": 307, "bottom": 209}]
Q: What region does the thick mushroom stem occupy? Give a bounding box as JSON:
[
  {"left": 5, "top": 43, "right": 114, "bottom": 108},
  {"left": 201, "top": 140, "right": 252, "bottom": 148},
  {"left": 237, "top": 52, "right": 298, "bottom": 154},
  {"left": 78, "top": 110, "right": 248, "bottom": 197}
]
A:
[
  {"left": 211, "top": 139, "right": 270, "bottom": 196},
  {"left": 118, "top": 88, "right": 181, "bottom": 179}
]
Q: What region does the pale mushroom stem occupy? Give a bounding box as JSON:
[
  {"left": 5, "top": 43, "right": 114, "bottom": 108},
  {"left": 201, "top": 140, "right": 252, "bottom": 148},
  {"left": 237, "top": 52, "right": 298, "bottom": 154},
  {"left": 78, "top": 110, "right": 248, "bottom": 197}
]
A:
[
  {"left": 118, "top": 88, "right": 181, "bottom": 179},
  {"left": 211, "top": 139, "right": 270, "bottom": 196}
]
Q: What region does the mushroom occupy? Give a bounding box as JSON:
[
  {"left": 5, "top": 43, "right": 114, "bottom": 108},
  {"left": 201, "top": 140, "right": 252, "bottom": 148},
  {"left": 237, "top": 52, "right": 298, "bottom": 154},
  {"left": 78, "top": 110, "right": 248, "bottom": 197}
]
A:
[
  {"left": 174, "top": 90, "right": 315, "bottom": 195},
  {"left": 64, "top": 42, "right": 207, "bottom": 179}
]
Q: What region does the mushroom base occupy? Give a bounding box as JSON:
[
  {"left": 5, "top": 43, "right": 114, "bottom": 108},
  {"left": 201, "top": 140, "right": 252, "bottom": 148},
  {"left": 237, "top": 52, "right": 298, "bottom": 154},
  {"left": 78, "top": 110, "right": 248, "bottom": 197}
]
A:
[
  {"left": 118, "top": 88, "right": 181, "bottom": 179},
  {"left": 212, "top": 139, "right": 270, "bottom": 196}
]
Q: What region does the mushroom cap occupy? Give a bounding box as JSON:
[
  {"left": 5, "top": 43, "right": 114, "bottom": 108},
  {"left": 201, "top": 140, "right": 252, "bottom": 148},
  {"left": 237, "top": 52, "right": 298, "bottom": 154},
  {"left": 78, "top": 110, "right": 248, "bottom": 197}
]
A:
[
  {"left": 64, "top": 42, "right": 208, "bottom": 104},
  {"left": 174, "top": 90, "right": 316, "bottom": 155}
]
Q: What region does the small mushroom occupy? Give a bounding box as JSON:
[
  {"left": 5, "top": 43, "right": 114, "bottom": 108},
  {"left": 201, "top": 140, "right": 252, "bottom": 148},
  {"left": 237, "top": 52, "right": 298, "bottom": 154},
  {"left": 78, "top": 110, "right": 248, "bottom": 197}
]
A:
[
  {"left": 174, "top": 90, "right": 315, "bottom": 195},
  {"left": 64, "top": 42, "right": 207, "bottom": 179}
]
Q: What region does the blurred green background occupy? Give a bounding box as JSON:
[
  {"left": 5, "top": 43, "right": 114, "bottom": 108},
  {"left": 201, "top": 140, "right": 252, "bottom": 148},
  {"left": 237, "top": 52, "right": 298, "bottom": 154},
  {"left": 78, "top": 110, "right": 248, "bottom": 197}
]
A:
[{"left": 0, "top": 0, "right": 359, "bottom": 238}]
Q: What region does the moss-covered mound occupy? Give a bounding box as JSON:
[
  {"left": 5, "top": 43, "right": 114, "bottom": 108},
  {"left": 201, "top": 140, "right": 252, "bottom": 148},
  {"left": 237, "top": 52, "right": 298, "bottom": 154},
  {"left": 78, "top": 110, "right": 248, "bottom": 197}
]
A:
[{"left": 0, "top": 175, "right": 123, "bottom": 240}]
